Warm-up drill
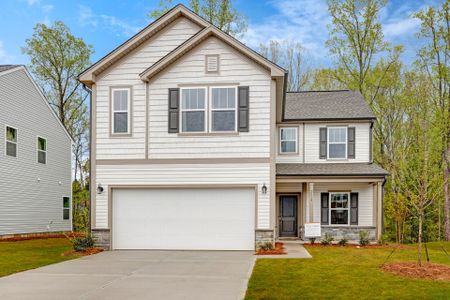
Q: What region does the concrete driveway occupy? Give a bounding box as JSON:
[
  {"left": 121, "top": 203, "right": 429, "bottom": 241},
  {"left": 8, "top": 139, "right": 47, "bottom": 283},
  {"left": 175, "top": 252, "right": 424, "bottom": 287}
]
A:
[{"left": 0, "top": 250, "right": 255, "bottom": 300}]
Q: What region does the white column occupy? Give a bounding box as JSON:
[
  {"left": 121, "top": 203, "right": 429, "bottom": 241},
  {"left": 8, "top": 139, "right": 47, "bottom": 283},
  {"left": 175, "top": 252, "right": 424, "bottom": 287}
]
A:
[{"left": 309, "top": 183, "right": 314, "bottom": 222}]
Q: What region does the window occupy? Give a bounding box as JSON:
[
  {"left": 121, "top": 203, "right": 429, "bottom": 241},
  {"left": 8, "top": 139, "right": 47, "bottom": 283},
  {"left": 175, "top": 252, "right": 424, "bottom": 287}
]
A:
[
  {"left": 5, "top": 126, "right": 17, "bottom": 157},
  {"left": 63, "top": 197, "right": 70, "bottom": 220},
  {"left": 330, "top": 193, "right": 349, "bottom": 225},
  {"left": 112, "top": 88, "right": 130, "bottom": 134},
  {"left": 37, "top": 137, "right": 47, "bottom": 164},
  {"left": 210, "top": 87, "right": 237, "bottom": 132},
  {"left": 280, "top": 127, "right": 297, "bottom": 153},
  {"left": 328, "top": 127, "right": 347, "bottom": 159},
  {"left": 180, "top": 88, "right": 206, "bottom": 132}
]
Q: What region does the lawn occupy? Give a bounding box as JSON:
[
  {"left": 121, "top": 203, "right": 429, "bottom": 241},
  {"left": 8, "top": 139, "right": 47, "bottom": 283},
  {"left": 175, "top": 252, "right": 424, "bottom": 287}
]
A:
[
  {"left": 0, "top": 238, "right": 77, "bottom": 277},
  {"left": 245, "top": 242, "right": 450, "bottom": 299}
]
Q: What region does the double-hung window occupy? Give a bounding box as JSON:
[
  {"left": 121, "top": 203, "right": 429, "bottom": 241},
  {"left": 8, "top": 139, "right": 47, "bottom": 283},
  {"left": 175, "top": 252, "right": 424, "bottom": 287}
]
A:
[
  {"left": 211, "top": 87, "right": 237, "bottom": 132},
  {"left": 37, "top": 137, "right": 47, "bottom": 164},
  {"left": 5, "top": 126, "right": 17, "bottom": 157},
  {"left": 330, "top": 193, "right": 350, "bottom": 225},
  {"left": 280, "top": 127, "right": 297, "bottom": 153},
  {"left": 63, "top": 197, "right": 70, "bottom": 220},
  {"left": 112, "top": 88, "right": 130, "bottom": 134},
  {"left": 181, "top": 88, "right": 206, "bottom": 132},
  {"left": 328, "top": 127, "right": 347, "bottom": 159}
]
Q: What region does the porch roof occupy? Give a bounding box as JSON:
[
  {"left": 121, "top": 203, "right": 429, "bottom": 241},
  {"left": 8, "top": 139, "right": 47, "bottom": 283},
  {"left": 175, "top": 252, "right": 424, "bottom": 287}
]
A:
[{"left": 276, "top": 163, "right": 388, "bottom": 177}]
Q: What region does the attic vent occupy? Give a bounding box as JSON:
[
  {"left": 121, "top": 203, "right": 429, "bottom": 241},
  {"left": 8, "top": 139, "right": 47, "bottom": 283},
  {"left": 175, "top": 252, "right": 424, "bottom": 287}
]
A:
[{"left": 206, "top": 55, "right": 219, "bottom": 73}]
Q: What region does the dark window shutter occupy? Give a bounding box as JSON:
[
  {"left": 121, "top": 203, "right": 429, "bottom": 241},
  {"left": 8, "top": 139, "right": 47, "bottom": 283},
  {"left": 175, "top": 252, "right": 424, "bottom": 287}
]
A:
[
  {"left": 348, "top": 127, "right": 355, "bottom": 159},
  {"left": 319, "top": 128, "right": 327, "bottom": 159},
  {"left": 321, "top": 193, "right": 329, "bottom": 225},
  {"left": 168, "top": 88, "right": 179, "bottom": 133},
  {"left": 238, "top": 86, "right": 249, "bottom": 132},
  {"left": 350, "top": 192, "right": 358, "bottom": 225}
]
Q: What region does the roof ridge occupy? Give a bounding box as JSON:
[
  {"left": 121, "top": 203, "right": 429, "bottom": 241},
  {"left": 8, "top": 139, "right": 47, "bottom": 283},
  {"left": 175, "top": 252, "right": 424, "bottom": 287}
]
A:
[{"left": 286, "top": 90, "right": 351, "bottom": 93}]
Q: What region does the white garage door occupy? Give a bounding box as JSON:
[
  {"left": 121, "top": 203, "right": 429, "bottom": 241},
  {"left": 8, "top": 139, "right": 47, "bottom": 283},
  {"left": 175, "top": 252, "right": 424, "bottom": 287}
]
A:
[{"left": 112, "top": 188, "right": 255, "bottom": 250}]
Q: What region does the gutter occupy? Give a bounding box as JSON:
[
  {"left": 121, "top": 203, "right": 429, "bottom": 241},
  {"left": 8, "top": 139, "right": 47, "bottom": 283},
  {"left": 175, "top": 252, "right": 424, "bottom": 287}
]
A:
[
  {"left": 82, "top": 83, "right": 92, "bottom": 231},
  {"left": 281, "top": 71, "right": 288, "bottom": 122}
]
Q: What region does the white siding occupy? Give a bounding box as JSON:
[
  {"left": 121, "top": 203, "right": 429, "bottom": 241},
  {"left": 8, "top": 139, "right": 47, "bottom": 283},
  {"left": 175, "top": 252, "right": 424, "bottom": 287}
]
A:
[
  {"left": 95, "top": 163, "right": 271, "bottom": 230},
  {"left": 306, "top": 182, "right": 374, "bottom": 226},
  {"left": 147, "top": 36, "right": 272, "bottom": 158},
  {"left": 95, "top": 17, "right": 202, "bottom": 159},
  {"left": 0, "top": 69, "right": 72, "bottom": 235}
]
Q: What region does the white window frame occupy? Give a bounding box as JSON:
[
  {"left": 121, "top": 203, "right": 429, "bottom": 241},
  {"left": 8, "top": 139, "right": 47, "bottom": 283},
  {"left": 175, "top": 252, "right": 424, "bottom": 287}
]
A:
[
  {"left": 37, "top": 136, "right": 47, "bottom": 164},
  {"left": 329, "top": 192, "right": 350, "bottom": 225},
  {"left": 279, "top": 127, "right": 298, "bottom": 154},
  {"left": 209, "top": 86, "right": 238, "bottom": 133},
  {"left": 5, "top": 125, "right": 18, "bottom": 158},
  {"left": 180, "top": 87, "right": 208, "bottom": 133},
  {"left": 111, "top": 87, "right": 131, "bottom": 135},
  {"left": 327, "top": 126, "right": 347, "bottom": 160}
]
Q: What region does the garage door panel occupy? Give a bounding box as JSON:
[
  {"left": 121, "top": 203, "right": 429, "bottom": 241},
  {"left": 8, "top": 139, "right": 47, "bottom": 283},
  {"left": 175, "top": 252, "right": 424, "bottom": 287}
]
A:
[{"left": 112, "top": 188, "right": 255, "bottom": 250}]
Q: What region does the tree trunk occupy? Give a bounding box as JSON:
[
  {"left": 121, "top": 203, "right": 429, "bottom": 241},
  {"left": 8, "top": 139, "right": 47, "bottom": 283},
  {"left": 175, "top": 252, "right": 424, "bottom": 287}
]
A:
[
  {"left": 418, "top": 208, "right": 423, "bottom": 267},
  {"left": 445, "top": 157, "right": 450, "bottom": 241}
]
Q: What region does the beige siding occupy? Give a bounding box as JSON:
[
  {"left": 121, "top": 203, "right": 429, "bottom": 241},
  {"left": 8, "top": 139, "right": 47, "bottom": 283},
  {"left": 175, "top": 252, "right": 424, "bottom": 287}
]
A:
[
  {"left": 95, "top": 17, "right": 201, "bottom": 159},
  {"left": 147, "top": 36, "right": 272, "bottom": 158},
  {"left": 276, "top": 124, "right": 304, "bottom": 163},
  {"left": 95, "top": 163, "right": 271, "bottom": 229}
]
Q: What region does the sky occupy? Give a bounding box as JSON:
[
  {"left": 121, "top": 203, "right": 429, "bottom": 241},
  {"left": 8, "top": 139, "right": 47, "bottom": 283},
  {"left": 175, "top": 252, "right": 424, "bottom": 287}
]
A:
[{"left": 0, "top": 0, "right": 444, "bottom": 68}]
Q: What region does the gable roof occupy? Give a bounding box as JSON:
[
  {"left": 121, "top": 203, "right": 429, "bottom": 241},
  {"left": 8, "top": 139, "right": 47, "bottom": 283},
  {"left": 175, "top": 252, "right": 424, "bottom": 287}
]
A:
[
  {"left": 283, "top": 90, "right": 376, "bottom": 121},
  {"left": 0, "top": 66, "right": 74, "bottom": 143},
  {"left": 276, "top": 163, "right": 388, "bottom": 177}
]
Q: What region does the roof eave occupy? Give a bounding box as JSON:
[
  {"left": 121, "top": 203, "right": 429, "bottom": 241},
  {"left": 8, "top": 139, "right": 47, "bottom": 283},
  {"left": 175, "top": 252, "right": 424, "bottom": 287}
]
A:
[{"left": 282, "top": 116, "right": 376, "bottom": 122}]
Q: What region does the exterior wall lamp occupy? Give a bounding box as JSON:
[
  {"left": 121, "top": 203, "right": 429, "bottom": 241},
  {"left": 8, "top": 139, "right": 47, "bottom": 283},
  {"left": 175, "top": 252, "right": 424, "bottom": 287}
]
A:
[
  {"left": 97, "top": 183, "right": 104, "bottom": 194},
  {"left": 262, "top": 183, "right": 268, "bottom": 194}
]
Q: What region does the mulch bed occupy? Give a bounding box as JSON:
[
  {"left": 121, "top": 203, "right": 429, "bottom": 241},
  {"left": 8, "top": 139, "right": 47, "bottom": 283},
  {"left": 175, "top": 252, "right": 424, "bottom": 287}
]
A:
[
  {"left": 0, "top": 232, "right": 84, "bottom": 242},
  {"left": 62, "top": 247, "right": 104, "bottom": 257},
  {"left": 305, "top": 243, "right": 414, "bottom": 250},
  {"left": 381, "top": 262, "right": 450, "bottom": 281},
  {"left": 256, "top": 242, "right": 286, "bottom": 255}
]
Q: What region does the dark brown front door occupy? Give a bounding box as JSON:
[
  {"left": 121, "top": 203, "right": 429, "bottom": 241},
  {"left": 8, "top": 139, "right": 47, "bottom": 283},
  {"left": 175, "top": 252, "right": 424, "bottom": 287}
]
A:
[{"left": 279, "top": 195, "right": 298, "bottom": 237}]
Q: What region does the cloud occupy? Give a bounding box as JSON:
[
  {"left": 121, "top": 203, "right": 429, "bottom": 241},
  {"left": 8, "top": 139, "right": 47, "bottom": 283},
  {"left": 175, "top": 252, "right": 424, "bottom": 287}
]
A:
[
  {"left": 41, "top": 4, "right": 53, "bottom": 13},
  {"left": 0, "top": 41, "right": 15, "bottom": 64},
  {"left": 27, "top": 0, "right": 40, "bottom": 5},
  {"left": 78, "top": 5, "right": 141, "bottom": 37},
  {"left": 383, "top": 18, "right": 420, "bottom": 38}
]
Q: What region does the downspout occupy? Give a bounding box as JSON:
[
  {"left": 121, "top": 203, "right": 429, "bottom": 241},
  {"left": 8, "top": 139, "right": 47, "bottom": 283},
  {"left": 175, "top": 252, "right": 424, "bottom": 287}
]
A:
[
  {"left": 382, "top": 177, "right": 387, "bottom": 236},
  {"left": 82, "top": 83, "right": 92, "bottom": 231},
  {"left": 369, "top": 120, "right": 374, "bottom": 163}
]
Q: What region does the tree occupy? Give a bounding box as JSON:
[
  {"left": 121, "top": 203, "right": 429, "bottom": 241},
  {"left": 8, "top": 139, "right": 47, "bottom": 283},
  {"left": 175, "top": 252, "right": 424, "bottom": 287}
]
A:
[{"left": 148, "top": 0, "right": 247, "bottom": 37}]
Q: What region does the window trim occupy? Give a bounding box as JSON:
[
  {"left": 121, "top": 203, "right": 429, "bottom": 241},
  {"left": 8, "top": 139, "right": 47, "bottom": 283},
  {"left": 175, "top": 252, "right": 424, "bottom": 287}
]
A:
[
  {"left": 36, "top": 136, "right": 47, "bottom": 164},
  {"left": 63, "top": 196, "right": 70, "bottom": 220},
  {"left": 110, "top": 87, "right": 132, "bottom": 136},
  {"left": 209, "top": 86, "right": 238, "bottom": 133},
  {"left": 5, "top": 125, "right": 18, "bottom": 158},
  {"left": 329, "top": 192, "right": 350, "bottom": 225},
  {"left": 180, "top": 86, "right": 208, "bottom": 133},
  {"left": 327, "top": 126, "right": 347, "bottom": 160},
  {"left": 279, "top": 127, "right": 298, "bottom": 154}
]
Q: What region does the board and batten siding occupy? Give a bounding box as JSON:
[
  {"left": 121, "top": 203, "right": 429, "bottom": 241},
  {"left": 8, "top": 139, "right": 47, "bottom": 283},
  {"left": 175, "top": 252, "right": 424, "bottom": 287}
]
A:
[
  {"left": 0, "top": 69, "right": 72, "bottom": 235},
  {"left": 95, "top": 163, "right": 271, "bottom": 229},
  {"left": 147, "top": 36, "right": 272, "bottom": 158},
  {"left": 95, "top": 17, "right": 202, "bottom": 160}
]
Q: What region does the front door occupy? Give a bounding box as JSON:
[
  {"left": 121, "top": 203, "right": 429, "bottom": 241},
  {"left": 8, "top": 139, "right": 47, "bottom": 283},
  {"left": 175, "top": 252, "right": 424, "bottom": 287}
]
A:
[{"left": 279, "top": 195, "right": 298, "bottom": 237}]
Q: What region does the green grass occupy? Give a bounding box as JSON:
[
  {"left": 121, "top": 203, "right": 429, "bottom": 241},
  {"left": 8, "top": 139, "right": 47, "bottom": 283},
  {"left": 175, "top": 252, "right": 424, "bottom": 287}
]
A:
[
  {"left": 246, "top": 242, "right": 450, "bottom": 299},
  {"left": 0, "top": 238, "right": 77, "bottom": 277}
]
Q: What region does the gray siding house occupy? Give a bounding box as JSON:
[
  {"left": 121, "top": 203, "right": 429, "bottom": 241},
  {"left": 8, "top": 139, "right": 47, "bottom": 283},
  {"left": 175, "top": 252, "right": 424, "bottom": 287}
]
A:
[{"left": 0, "top": 65, "right": 72, "bottom": 236}]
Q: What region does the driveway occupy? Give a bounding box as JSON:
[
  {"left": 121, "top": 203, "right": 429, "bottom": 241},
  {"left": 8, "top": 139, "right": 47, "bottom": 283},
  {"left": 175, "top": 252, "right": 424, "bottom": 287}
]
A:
[{"left": 0, "top": 250, "right": 255, "bottom": 300}]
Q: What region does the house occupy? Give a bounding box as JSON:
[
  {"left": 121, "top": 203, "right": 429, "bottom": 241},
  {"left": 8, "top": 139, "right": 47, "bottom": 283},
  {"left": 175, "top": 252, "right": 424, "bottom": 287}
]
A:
[
  {"left": 78, "top": 4, "right": 387, "bottom": 250},
  {"left": 0, "top": 65, "right": 73, "bottom": 237}
]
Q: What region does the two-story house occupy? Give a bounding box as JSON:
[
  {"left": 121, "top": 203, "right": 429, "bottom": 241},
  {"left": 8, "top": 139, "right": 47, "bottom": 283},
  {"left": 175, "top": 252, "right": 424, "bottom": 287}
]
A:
[
  {"left": 0, "top": 65, "right": 73, "bottom": 237},
  {"left": 79, "top": 5, "right": 387, "bottom": 250}
]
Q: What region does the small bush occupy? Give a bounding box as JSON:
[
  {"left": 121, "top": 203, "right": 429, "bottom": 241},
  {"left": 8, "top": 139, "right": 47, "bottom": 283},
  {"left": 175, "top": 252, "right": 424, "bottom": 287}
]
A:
[
  {"left": 309, "top": 237, "right": 316, "bottom": 244},
  {"left": 338, "top": 237, "right": 348, "bottom": 246},
  {"left": 359, "top": 230, "right": 370, "bottom": 246},
  {"left": 72, "top": 234, "right": 94, "bottom": 252},
  {"left": 257, "top": 241, "right": 273, "bottom": 251},
  {"left": 321, "top": 233, "right": 334, "bottom": 245}
]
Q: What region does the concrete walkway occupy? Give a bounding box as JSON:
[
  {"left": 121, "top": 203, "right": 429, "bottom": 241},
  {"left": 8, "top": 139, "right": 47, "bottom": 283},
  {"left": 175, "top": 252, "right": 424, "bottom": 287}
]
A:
[
  {"left": 257, "top": 243, "right": 312, "bottom": 259},
  {"left": 0, "top": 250, "right": 255, "bottom": 300}
]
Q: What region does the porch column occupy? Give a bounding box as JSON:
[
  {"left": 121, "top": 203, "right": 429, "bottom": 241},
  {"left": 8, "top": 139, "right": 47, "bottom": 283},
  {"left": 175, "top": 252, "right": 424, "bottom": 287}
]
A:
[
  {"left": 376, "top": 181, "right": 383, "bottom": 240},
  {"left": 309, "top": 182, "right": 314, "bottom": 223}
]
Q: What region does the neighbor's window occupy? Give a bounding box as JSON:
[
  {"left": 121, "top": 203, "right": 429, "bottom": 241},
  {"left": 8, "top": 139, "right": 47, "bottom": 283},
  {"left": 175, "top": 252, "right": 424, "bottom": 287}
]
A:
[
  {"left": 5, "top": 126, "right": 17, "bottom": 157},
  {"left": 328, "top": 127, "right": 347, "bottom": 159},
  {"left": 330, "top": 193, "right": 349, "bottom": 225},
  {"left": 280, "top": 127, "right": 297, "bottom": 153},
  {"left": 211, "top": 87, "right": 237, "bottom": 132},
  {"left": 37, "top": 137, "right": 47, "bottom": 164},
  {"left": 181, "top": 88, "right": 206, "bottom": 132},
  {"left": 112, "top": 88, "right": 130, "bottom": 134},
  {"left": 63, "top": 197, "right": 70, "bottom": 220}
]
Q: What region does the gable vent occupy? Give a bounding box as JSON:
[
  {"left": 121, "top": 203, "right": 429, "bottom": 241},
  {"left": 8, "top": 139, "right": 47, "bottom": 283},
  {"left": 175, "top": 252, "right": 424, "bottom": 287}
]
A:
[{"left": 206, "top": 55, "right": 219, "bottom": 73}]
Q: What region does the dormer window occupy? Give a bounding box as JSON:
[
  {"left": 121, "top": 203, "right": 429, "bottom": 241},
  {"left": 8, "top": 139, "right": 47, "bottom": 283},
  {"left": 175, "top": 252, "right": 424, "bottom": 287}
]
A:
[{"left": 205, "top": 55, "right": 219, "bottom": 73}]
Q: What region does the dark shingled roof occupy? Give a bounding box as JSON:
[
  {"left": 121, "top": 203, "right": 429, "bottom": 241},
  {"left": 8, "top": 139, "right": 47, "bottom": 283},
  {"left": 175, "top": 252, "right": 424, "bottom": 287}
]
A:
[
  {"left": 276, "top": 163, "right": 388, "bottom": 177},
  {"left": 283, "top": 90, "right": 376, "bottom": 121},
  {"left": 0, "top": 65, "right": 20, "bottom": 73}
]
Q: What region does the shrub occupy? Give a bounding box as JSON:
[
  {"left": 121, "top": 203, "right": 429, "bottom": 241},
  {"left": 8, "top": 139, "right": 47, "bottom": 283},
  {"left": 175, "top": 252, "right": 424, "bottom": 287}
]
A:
[
  {"left": 321, "top": 233, "right": 334, "bottom": 245},
  {"left": 338, "top": 237, "right": 348, "bottom": 246},
  {"left": 309, "top": 237, "right": 316, "bottom": 244},
  {"left": 72, "top": 234, "right": 94, "bottom": 252},
  {"left": 359, "top": 230, "right": 370, "bottom": 246},
  {"left": 257, "top": 241, "right": 273, "bottom": 251}
]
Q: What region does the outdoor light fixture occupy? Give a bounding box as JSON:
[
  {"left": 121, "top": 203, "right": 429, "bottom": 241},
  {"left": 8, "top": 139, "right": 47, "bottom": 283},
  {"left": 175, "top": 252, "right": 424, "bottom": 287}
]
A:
[
  {"left": 97, "top": 183, "right": 104, "bottom": 194},
  {"left": 262, "top": 183, "right": 268, "bottom": 194}
]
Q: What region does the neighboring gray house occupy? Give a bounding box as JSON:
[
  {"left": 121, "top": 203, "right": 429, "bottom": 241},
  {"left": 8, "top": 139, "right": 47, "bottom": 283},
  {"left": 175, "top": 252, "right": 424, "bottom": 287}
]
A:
[
  {"left": 0, "top": 65, "right": 72, "bottom": 236},
  {"left": 79, "top": 4, "right": 387, "bottom": 250}
]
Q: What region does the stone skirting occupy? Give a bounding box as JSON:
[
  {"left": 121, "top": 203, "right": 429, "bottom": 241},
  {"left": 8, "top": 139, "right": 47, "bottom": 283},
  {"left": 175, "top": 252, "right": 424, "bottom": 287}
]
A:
[
  {"left": 255, "top": 229, "right": 275, "bottom": 246},
  {"left": 92, "top": 229, "right": 111, "bottom": 250},
  {"left": 320, "top": 226, "right": 376, "bottom": 241}
]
